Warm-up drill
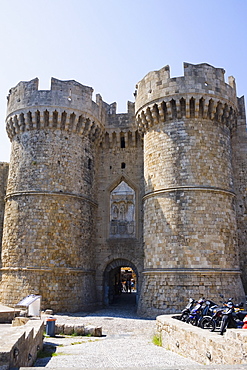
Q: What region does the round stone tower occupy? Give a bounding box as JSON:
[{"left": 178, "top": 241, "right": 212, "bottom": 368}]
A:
[
  {"left": 135, "top": 63, "right": 245, "bottom": 316},
  {"left": 0, "top": 78, "right": 104, "bottom": 311}
]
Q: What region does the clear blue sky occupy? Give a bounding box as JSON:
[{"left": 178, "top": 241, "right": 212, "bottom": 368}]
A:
[{"left": 0, "top": 0, "right": 246, "bottom": 162}]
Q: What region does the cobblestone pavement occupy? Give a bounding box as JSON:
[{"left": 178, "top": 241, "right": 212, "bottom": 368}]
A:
[{"left": 34, "top": 293, "right": 201, "bottom": 369}]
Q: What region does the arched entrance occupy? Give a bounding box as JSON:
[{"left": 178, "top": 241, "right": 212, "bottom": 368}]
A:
[{"left": 103, "top": 258, "right": 139, "bottom": 307}]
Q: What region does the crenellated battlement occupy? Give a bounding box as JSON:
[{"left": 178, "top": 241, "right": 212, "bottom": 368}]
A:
[
  {"left": 135, "top": 62, "right": 238, "bottom": 117},
  {"left": 6, "top": 108, "right": 105, "bottom": 143},
  {"left": 100, "top": 100, "right": 141, "bottom": 149},
  {"left": 6, "top": 78, "right": 108, "bottom": 142},
  {"left": 136, "top": 94, "right": 238, "bottom": 134},
  {"left": 7, "top": 78, "right": 99, "bottom": 116}
]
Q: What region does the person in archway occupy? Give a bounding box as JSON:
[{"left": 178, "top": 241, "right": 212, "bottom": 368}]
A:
[
  {"left": 126, "top": 278, "right": 131, "bottom": 293},
  {"left": 122, "top": 280, "right": 127, "bottom": 292},
  {"left": 117, "top": 281, "right": 122, "bottom": 295},
  {"left": 131, "top": 279, "right": 135, "bottom": 291}
]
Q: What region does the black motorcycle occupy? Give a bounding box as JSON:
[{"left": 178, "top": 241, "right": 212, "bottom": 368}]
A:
[
  {"left": 200, "top": 304, "right": 223, "bottom": 331},
  {"left": 186, "top": 298, "right": 205, "bottom": 326},
  {"left": 219, "top": 301, "right": 246, "bottom": 335},
  {"left": 200, "top": 297, "right": 235, "bottom": 332},
  {"left": 179, "top": 298, "right": 196, "bottom": 322}
]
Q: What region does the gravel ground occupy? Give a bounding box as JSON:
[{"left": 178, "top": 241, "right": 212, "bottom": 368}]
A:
[{"left": 34, "top": 293, "right": 199, "bottom": 369}]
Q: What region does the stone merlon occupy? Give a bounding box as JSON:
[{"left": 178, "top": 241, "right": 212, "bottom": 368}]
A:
[
  {"left": 135, "top": 62, "right": 238, "bottom": 114},
  {"left": 6, "top": 78, "right": 106, "bottom": 124}
]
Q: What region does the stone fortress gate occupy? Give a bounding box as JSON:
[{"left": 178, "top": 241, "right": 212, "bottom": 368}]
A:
[{"left": 0, "top": 62, "right": 246, "bottom": 317}]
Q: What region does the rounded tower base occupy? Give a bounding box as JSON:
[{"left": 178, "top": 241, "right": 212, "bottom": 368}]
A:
[{"left": 137, "top": 270, "right": 245, "bottom": 317}]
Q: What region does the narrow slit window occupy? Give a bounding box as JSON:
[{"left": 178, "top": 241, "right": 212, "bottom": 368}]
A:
[{"left": 121, "top": 136, "right": 125, "bottom": 148}]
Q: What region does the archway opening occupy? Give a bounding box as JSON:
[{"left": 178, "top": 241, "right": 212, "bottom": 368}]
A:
[
  {"left": 120, "top": 267, "right": 136, "bottom": 293},
  {"left": 103, "top": 259, "right": 138, "bottom": 309}
]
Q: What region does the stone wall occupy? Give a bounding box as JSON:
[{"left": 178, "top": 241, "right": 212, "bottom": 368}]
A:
[
  {"left": 0, "top": 162, "right": 8, "bottom": 270},
  {"left": 135, "top": 63, "right": 245, "bottom": 316},
  {"left": 1, "top": 130, "right": 98, "bottom": 311},
  {"left": 156, "top": 315, "right": 247, "bottom": 365},
  {"left": 135, "top": 63, "right": 237, "bottom": 114},
  {"left": 0, "top": 319, "right": 44, "bottom": 369},
  {"left": 232, "top": 97, "right": 247, "bottom": 290},
  {"left": 0, "top": 63, "right": 246, "bottom": 316},
  {"left": 94, "top": 102, "right": 144, "bottom": 305},
  {"left": 0, "top": 78, "right": 104, "bottom": 312}
]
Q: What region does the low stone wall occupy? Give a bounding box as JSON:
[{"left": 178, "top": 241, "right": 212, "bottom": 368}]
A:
[
  {"left": 156, "top": 314, "right": 247, "bottom": 366},
  {"left": 0, "top": 319, "right": 44, "bottom": 370},
  {"left": 55, "top": 322, "right": 102, "bottom": 337},
  {"left": 0, "top": 309, "right": 19, "bottom": 323}
]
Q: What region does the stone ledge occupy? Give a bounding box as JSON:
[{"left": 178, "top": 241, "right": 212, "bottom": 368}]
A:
[
  {"left": 0, "top": 303, "right": 19, "bottom": 323},
  {"left": 0, "top": 319, "right": 44, "bottom": 369},
  {"left": 156, "top": 314, "right": 247, "bottom": 366},
  {"left": 54, "top": 322, "right": 102, "bottom": 337}
]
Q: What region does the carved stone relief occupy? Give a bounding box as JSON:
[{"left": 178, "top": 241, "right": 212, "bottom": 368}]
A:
[{"left": 110, "top": 181, "right": 135, "bottom": 238}]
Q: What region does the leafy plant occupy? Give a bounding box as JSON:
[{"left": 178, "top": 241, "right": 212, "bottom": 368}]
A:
[{"left": 152, "top": 334, "right": 162, "bottom": 347}]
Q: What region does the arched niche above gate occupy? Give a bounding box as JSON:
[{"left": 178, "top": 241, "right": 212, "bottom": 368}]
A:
[{"left": 110, "top": 181, "right": 135, "bottom": 238}]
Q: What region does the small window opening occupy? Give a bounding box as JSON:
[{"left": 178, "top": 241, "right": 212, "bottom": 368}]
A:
[
  {"left": 88, "top": 158, "right": 92, "bottom": 170},
  {"left": 121, "top": 162, "right": 126, "bottom": 169},
  {"left": 121, "top": 136, "right": 125, "bottom": 148}
]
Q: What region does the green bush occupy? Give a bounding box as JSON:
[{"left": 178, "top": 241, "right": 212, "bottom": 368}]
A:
[{"left": 152, "top": 334, "right": 162, "bottom": 347}]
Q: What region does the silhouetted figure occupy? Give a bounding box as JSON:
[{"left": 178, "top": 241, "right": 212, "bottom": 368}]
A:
[{"left": 126, "top": 278, "right": 131, "bottom": 293}]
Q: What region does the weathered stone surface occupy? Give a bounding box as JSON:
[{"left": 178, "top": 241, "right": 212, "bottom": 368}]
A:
[
  {"left": 53, "top": 323, "right": 101, "bottom": 336},
  {"left": 55, "top": 323, "right": 64, "bottom": 335},
  {"left": 0, "top": 319, "right": 44, "bottom": 369},
  {"left": 0, "top": 162, "right": 8, "bottom": 269},
  {"left": 63, "top": 324, "right": 74, "bottom": 335},
  {"left": 156, "top": 314, "right": 247, "bottom": 365},
  {"left": 0, "top": 62, "right": 246, "bottom": 317},
  {"left": 84, "top": 325, "right": 102, "bottom": 337},
  {"left": 12, "top": 317, "right": 30, "bottom": 326},
  {"left": 73, "top": 324, "right": 85, "bottom": 336},
  {"left": 135, "top": 63, "right": 246, "bottom": 316},
  {"left": 94, "top": 326, "right": 102, "bottom": 337}
]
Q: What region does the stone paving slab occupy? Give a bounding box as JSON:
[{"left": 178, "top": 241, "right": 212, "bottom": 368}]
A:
[
  {"left": 33, "top": 300, "right": 200, "bottom": 369},
  {"left": 33, "top": 329, "right": 199, "bottom": 368}
]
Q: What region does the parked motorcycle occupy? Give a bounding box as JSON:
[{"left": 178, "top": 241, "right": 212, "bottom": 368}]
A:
[
  {"left": 186, "top": 298, "right": 217, "bottom": 328},
  {"left": 200, "top": 296, "right": 234, "bottom": 332},
  {"left": 200, "top": 305, "right": 223, "bottom": 331},
  {"left": 197, "top": 300, "right": 218, "bottom": 328},
  {"left": 219, "top": 301, "right": 237, "bottom": 335},
  {"left": 186, "top": 298, "right": 205, "bottom": 326},
  {"left": 178, "top": 294, "right": 247, "bottom": 334},
  {"left": 200, "top": 298, "right": 246, "bottom": 334},
  {"left": 179, "top": 298, "right": 196, "bottom": 322},
  {"left": 219, "top": 301, "right": 247, "bottom": 335}
]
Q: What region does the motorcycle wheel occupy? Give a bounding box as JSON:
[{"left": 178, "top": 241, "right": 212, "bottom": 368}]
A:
[
  {"left": 187, "top": 316, "right": 198, "bottom": 326},
  {"left": 219, "top": 315, "right": 228, "bottom": 335},
  {"left": 180, "top": 313, "right": 189, "bottom": 322},
  {"left": 200, "top": 316, "right": 216, "bottom": 331}
]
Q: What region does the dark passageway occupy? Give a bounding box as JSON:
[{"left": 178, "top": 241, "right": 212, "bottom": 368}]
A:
[{"left": 112, "top": 291, "right": 136, "bottom": 307}]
